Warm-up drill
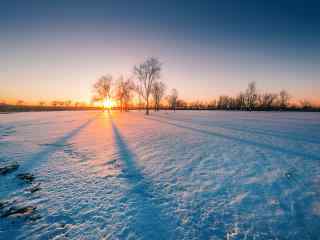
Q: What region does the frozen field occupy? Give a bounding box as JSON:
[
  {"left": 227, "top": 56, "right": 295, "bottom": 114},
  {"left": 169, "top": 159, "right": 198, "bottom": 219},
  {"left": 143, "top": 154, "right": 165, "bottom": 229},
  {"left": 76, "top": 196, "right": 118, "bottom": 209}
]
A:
[{"left": 1, "top": 110, "right": 320, "bottom": 239}]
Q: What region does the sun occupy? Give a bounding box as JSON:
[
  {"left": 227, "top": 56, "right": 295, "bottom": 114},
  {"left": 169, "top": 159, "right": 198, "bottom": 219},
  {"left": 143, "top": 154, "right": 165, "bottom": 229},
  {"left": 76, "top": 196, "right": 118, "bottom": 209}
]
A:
[{"left": 103, "top": 98, "right": 115, "bottom": 109}]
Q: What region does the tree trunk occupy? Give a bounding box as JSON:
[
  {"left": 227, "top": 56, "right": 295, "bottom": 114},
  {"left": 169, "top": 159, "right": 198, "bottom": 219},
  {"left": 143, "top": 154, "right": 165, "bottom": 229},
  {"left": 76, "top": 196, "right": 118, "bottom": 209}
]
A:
[{"left": 146, "top": 98, "right": 149, "bottom": 115}]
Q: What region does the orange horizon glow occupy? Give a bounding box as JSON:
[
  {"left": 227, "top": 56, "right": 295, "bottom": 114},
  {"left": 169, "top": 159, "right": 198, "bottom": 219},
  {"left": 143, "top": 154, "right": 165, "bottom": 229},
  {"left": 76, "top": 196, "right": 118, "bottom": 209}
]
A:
[{"left": 1, "top": 96, "right": 320, "bottom": 108}]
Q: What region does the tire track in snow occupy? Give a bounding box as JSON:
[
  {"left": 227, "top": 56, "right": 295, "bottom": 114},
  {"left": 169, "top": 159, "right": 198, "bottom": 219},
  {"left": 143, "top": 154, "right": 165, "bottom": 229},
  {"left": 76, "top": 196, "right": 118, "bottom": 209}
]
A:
[{"left": 109, "top": 114, "right": 177, "bottom": 240}]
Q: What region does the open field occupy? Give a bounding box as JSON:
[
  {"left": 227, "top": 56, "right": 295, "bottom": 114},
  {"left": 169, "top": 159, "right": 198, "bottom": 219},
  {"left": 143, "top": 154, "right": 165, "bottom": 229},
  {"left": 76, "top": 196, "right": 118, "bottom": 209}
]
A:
[{"left": 1, "top": 110, "right": 320, "bottom": 239}]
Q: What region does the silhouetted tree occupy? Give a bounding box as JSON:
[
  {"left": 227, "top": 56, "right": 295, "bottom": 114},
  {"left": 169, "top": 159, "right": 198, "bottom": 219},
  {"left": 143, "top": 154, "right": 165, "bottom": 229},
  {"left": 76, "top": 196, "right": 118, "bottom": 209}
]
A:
[
  {"left": 64, "top": 100, "right": 72, "bottom": 106},
  {"left": 245, "top": 82, "right": 258, "bottom": 110},
  {"left": 192, "top": 100, "right": 201, "bottom": 109},
  {"left": 217, "top": 96, "right": 235, "bottom": 110},
  {"left": 52, "top": 101, "right": 66, "bottom": 107},
  {"left": 177, "top": 99, "right": 187, "bottom": 108},
  {"left": 116, "top": 76, "right": 135, "bottom": 112},
  {"left": 300, "top": 99, "right": 312, "bottom": 110},
  {"left": 134, "top": 57, "right": 161, "bottom": 115},
  {"left": 51, "top": 101, "right": 58, "bottom": 107},
  {"left": 168, "top": 88, "right": 178, "bottom": 111},
  {"left": 93, "top": 75, "right": 113, "bottom": 105},
  {"left": 16, "top": 100, "right": 24, "bottom": 106},
  {"left": 236, "top": 92, "right": 246, "bottom": 110},
  {"left": 208, "top": 100, "right": 217, "bottom": 109},
  {"left": 152, "top": 81, "right": 166, "bottom": 111},
  {"left": 279, "top": 90, "right": 290, "bottom": 109},
  {"left": 38, "top": 101, "right": 46, "bottom": 106},
  {"left": 134, "top": 83, "right": 143, "bottom": 110},
  {"left": 258, "top": 93, "right": 278, "bottom": 109}
]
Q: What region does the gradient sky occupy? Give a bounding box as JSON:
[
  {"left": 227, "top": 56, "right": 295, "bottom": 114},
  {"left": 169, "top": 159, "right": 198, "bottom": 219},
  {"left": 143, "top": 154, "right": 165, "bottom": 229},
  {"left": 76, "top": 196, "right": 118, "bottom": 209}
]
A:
[{"left": 1, "top": 0, "right": 319, "bottom": 104}]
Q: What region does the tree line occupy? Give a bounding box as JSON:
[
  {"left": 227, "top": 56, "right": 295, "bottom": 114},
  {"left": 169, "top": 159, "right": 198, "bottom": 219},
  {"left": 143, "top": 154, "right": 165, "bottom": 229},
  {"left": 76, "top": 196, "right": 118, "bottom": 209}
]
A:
[
  {"left": 1, "top": 100, "right": 90, "bottom": 108},
  {"left": 92, "top": 57, "right": 179, "bottom": 115},
  {"left": 1, "top": 57, "right": 319, "bottom": 113},
  {"left": 215, "top": 82, "right": 293, "bottom": 111},
  {"left": 92, "top": 57, "right": 319, "bottom": 113}
]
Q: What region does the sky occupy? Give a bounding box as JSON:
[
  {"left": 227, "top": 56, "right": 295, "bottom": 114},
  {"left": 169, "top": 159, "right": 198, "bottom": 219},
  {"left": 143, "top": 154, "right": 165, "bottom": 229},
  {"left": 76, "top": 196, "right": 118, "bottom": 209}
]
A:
[{"left": 0, "top": 0, "right": 319, "bottom": 104}]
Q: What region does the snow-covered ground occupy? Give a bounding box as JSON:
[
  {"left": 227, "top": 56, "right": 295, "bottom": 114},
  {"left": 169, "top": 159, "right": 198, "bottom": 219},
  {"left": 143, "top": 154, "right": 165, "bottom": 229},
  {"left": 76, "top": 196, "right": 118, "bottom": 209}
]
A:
[{"left": 1, "top": 110, "right": 320, "bottom": 239}]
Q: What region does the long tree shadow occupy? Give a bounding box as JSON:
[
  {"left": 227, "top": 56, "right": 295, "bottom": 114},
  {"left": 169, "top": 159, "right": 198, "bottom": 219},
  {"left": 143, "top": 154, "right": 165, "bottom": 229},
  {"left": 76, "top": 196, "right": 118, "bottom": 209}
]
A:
[
  {"left": 1, "top": 115, "right": 98, "bottom": 197},
  {"left": 0, "top": 114, "right": 98, "bottom": 239},
  {"left": 110, "top": 116, "right": 175, "bottom": 240},
  {"left": 19, "top": 115, "right": 98, "bottom": 173},
  {"left": 147, "top": 116, "right": 320, "bottom": 161},
  {"left": 153, "top": 113, "right": 320, "bottom": 145},
  {"left": 147, "top": 115, "right": 318, "bottom": 239}
]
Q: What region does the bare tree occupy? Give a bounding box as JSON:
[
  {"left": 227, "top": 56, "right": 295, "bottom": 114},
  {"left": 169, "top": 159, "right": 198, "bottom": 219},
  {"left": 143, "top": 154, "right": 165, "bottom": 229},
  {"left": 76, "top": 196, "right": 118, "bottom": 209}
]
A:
[
  {"left": 51, "top": 100, "right": 64, "bottom": 107},
  {"left": 218, "top": 95, "right": 241, "bottom": 110},
  {"left": 134, "top": 57, "right": 161, "bottom": 115},
  {"left": 168, "top": 88, "right": 178, "bottom": 111},
  {"left": 134, "top": 83, "right": 143, "bottom": 111},
  {"left": 190, "top": 100, "right": 202, "bottom": 110},
  {"left": 279, "top": 90, "right": 290, "bottom": 109},
  {"left": 177, "top": 99, "right": 187, "bottom": 108},
  {"left": 236, "top": 92, "right": 246, "bottom": 110},
  {"left": 115, "top": 76, "right": 135, "bottom": 112},
  {"left": 245, "top": 82, "right": 258, "bottom": 110},
  {"left": 16, "top": 100, "right": 24, "bottom": 106},
  {"left": 300, "top": 99, "right": 312, "bottom": 109},
  {"left": 258, "top": 93, "right": 278, "bottom": 109},
  {"left": 217, "top": 96, "right": 230, "bottom": 109},
  {"left": 152, "top": 81, "right": 166, "bottom": 111},
  {"left": 64, "top": 100, "right": 72, "bottom": 106},
  {"left": 93, "top": 75, "right": 113, "bottom": 106},
  {"left": 38, "top": 101, "right": 46, "bottom": 106},
  {"left": 208, "top": 100, "right": 217, "bottom": 109}
]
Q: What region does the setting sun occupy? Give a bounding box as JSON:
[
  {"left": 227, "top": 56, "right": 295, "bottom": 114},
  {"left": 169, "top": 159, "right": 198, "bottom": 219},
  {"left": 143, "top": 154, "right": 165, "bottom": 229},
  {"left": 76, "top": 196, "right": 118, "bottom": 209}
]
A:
[{"left": 103, "top": 98, "right": 115, "bottom": 109}]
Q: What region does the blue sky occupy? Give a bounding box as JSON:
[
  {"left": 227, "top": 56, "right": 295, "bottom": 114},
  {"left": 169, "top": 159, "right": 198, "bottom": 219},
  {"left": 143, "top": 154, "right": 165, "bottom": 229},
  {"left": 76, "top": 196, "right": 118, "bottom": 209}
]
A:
[{"left": 1, "top": 0, "right": 319, "bottom": 103}]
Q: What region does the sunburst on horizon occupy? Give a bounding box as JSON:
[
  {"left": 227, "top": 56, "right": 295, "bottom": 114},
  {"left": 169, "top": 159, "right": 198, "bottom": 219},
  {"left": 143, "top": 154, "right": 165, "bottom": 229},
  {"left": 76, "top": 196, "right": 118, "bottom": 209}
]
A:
[{"left": 103, "top": 98, "right": 115, "bottom": 109}]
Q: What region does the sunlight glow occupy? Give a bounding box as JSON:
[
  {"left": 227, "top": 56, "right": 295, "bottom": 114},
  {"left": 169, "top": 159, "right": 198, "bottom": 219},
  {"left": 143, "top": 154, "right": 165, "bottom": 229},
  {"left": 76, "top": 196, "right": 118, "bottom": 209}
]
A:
[{"left": 103, "top": 98, "right": 115, "bottom": 109}]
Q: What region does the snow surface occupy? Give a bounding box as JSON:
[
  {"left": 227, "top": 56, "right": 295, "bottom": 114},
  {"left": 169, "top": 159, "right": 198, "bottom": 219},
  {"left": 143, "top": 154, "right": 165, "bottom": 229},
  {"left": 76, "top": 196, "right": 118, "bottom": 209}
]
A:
[{"left": 0, "top": 110, "right": 320, "bottom": 239}]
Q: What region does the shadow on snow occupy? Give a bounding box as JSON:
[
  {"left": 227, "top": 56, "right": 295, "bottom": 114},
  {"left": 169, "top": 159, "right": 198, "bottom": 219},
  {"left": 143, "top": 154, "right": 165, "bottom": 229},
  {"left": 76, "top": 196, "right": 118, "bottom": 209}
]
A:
[
  {"left": 148, "top": 116, "right": 320, "bottom": 161},
  {"left": 110, "top": 115, "right": 174, "bottom": 240},
  {"left": 19, "top": 115, "right": 98, "bottom": 173}
]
